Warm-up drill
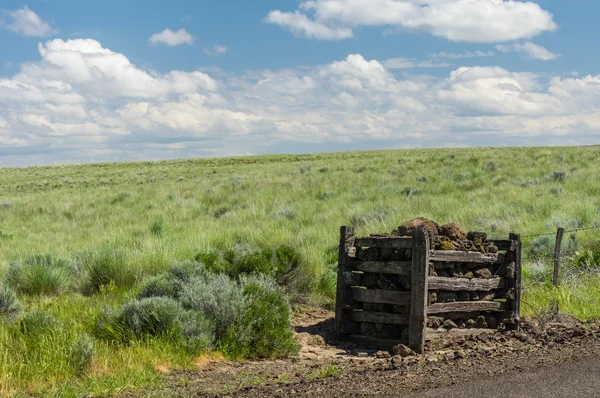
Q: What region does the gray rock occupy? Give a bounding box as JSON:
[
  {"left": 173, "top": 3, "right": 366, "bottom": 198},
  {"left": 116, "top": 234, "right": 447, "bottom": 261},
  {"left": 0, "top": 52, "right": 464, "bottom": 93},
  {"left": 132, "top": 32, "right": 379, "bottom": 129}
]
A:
[
  {"left": 376, "top": 350, "right": 391, "bottom": 359},
  {"left": 443, "top": 319, "right": 458, "bottom": 330},
  {"left": 393, "top": 344, "right": 414, "bottom": 358},
  {"left": 475, "top": 268, "right": 493, "bottom": 279},
  {"left": 475, "top": 315, "right": 488, "bottom": 328}
]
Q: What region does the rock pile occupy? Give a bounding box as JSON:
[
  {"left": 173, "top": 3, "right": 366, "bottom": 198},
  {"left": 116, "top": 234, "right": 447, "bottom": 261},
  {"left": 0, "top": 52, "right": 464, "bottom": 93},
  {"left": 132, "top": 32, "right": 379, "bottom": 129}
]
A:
[{"left": 392, "top": 217, "right": 499, "bottom": 254}]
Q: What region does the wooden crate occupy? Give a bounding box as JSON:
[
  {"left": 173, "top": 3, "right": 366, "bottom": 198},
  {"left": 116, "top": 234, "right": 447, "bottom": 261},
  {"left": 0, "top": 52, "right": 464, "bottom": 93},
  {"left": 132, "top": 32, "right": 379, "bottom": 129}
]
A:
[{"left": 335, "top": 226, "right": 522, "bottom": 353}]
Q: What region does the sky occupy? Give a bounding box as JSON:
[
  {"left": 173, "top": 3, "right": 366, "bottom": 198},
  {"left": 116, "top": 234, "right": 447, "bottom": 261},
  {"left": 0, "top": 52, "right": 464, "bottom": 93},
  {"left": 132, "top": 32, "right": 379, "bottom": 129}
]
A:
[{"left": 0, "top": 1, "right": 599, "bottom": 167}]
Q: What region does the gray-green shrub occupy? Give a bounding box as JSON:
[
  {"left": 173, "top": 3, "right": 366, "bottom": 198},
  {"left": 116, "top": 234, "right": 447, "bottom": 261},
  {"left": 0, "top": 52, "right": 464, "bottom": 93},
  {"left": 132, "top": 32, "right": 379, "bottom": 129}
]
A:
[
  {"left": 178, "top": 310, "right": 215, "bottom": 354},
  {"left": 20, "top": 309, "right": 60, "bottom": 335},
  {"left": 69, "top": 334, "right": 94, "bottom": 375},
  {"left": 6, "top": 254, "right": 73, "bottom": 296},
  {"left": 222, "top": 274, "right": 299, "bottom": 358},
  {"left": 94, "top": 297, "right": 182, "bottom": 342},
  {"left": 179, "top": 274, "right": 246, "bottom": 339},
  {"left": 137, "top": 273, "right": 177, "bottom": 299},
  {"left": 79, "top": 246, "right": 136, "bottom": 295},
  {"left": 0, "top": 284, "right": 22, "bottom": 321}
]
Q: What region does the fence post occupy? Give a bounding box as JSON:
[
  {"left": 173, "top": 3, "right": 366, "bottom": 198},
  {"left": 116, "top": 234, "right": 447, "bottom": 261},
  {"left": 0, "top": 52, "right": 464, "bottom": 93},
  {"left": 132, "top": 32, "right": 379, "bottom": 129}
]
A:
[
  {"left": 408, "top": 227, "right": 429, "bottom": 354},
  {"left": 553, "top": 227, "right": 565, "bottom": 287},
  {"left": 335, "top": 226, "right": 355, "bottom": 338},
  {"left": 508, "top": 233, "right": 522, "bottom": 331}
]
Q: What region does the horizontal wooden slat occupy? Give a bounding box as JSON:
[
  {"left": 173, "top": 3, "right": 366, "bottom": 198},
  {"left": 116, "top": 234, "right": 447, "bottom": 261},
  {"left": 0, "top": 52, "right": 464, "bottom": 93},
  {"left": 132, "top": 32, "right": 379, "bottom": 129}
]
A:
[
  {"left": 351, "top": 288, "right": 411, "bottom": 305},
  {"left": 354, "top": 237, "right": 412, "bottom": 249},
  {"left": 349, "top": 260, "right": 412, "bottom": 275},
  {"left": 428, "top": 276, "right": 506, "bottom": 292},
  {"left": 430, "top": 251, "right": 504, "bottom": 264},
  {"left": 349, "top": 310, "right": 409, "bottom": 325},
  {"left": 347, "top": 334, "right": 406, "bottom": 348},
  {"left": 427, "top": 301, "right": 507, "bottom": 314}
]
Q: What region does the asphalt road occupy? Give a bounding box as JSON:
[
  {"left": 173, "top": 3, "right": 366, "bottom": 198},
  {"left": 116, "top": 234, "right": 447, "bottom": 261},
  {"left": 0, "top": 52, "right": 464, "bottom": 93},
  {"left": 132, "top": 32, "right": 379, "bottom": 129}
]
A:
[{"left": 405, "top": 358, "right": 600, "bottom": 398}]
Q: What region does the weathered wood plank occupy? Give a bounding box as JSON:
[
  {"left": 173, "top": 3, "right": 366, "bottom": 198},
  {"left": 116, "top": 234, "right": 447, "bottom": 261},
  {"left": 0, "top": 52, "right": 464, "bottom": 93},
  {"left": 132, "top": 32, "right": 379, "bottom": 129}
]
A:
[
  {"left": 508, "top": 233, "right": 522, "bottom": 331},
  {"left": 347, "top": 334, "right": 406, "bottom": 349},
  {"left": 335, "top": 226, "right": 355, "bottom": 337},
  {"left": 349, "top": 310, "right": 409, "bottom": 325},
  {"left": 349, "top": 260, "right": 412, "bottom": 275},
  {"left": 409, "top": 227, "right": 429, "bottom": 354},
  {"left": 430, "top": 250, "right": 504, "bottom": 264},
  {"left": 427, "top": 301, "right": 507, "bottom": 314},
  {"left": 427, "top": 276, "right": 506, "bottom": 291},
  {"left": 354, "top": 237, "right": 412, "bottom": 249},
  {"left": 351, "top": 288, "right": 411, "bottom": 305}
]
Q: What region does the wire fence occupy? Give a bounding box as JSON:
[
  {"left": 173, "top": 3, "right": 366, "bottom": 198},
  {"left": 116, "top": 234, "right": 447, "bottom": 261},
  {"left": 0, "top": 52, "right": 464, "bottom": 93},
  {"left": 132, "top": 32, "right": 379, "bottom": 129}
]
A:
[
  {"left": 517, "top": 224, "right": 600, "bottom": 287},
  {"left": 521, "top": 225, "right": 600, "bottom": 239}
]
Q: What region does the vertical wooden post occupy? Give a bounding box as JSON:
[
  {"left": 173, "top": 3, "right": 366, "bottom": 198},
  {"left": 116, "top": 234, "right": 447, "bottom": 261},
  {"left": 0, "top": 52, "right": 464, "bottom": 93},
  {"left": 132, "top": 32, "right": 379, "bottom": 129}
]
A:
[
  {"left": 553, "top": 227, "right": 565, "bottom": 287},
  {"left": 408, "top": 227, "right": 429, "bottom": 354},
  {"left": 508, "top": 233, "right": 522, "bottom": 331},
  {"left": 335, "top": 226, "right": 355, "bottom": 338}
]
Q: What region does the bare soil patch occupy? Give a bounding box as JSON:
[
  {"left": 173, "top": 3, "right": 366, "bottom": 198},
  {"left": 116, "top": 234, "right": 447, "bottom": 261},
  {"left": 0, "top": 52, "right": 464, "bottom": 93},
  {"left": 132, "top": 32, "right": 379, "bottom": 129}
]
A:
[{"left": 130, "top": 306, "right": 600, "bottom": 397}]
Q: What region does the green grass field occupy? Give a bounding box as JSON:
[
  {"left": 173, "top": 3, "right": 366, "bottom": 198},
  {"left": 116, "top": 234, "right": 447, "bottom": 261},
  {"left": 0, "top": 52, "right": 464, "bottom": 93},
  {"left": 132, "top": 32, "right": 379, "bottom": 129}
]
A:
[{"left": 2, "top": 146, "right": 600, "bottom": 396}]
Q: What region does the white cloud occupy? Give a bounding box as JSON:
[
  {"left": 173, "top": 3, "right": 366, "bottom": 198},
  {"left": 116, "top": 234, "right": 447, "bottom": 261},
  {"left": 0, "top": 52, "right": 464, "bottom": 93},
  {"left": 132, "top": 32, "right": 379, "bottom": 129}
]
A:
[
  {"left": 382, "top": 57, "right": 451, "bottom": 69},
  {"left": 496, "top": 41, "right": 560, "bottom": 60},
  {"left": 267, "top": 0, "right": 557, "bottom": 43},
  {"left": 148, "top": 28, "right": 193, "bottom": 46},
  {"left": 2, "top": 41, "right": 600, "bottom": 166},
  {"left": 1, "top": 6, "right": 53, "bottom": 37},
  {"left": 432, "top": 50, "right": 496, "bottom": 59},
  {"left": 266, "top": 10, "right": 353, "bottom": 40},
  {"left": 204, "top": 45, "right": 228, "bottom": 57}
]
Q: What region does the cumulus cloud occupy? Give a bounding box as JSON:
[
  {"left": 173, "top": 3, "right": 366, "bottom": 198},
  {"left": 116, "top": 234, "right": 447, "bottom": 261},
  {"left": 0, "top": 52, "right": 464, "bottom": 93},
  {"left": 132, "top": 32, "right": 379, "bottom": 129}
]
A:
[
  {"left": 265, "top": 10, "right": 353, "bottom": 40},
  {"left": 203, "top": 45, "right": 228, "bottom": 57},
  {"left": 267, "top": 0, "right": 557, "bottom": 43},
  {"left": 496, "top": 41, "right": 560, "bottom": 60},
  {"left": 2, "top": 40, "right": 600, "bottom": 166},
  {"left": 1, "top": 6, "right": 53, "bottom": 37},
  {"left": 148, "top": 28, "right": 194, "bottom": 46}
]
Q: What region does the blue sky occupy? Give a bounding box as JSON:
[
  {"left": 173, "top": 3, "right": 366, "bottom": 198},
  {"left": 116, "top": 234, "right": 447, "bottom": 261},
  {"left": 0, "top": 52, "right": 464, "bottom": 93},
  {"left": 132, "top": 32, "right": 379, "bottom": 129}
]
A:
[{"left": 1, "top": 1, "right": 599, "bottom": 166}]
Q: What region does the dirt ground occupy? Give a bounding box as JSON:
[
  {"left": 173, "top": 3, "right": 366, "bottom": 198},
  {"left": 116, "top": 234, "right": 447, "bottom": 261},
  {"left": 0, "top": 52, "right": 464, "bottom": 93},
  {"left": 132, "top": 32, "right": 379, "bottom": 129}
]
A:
[{"left": 132, "top": 306, "right": 600, "bottom": 397}]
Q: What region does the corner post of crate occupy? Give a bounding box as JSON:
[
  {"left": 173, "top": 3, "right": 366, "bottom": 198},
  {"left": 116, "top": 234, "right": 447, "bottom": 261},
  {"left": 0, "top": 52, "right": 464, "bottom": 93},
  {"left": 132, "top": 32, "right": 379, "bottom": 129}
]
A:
[
  {"left": 335, "top": 226, "right": 355, "bottom": 338},
  {"left": 508, "top": 233, "right": 522, "bottom": 331},
  {"left": 408, "top": 227, "right": 429, "bottom": 354}
]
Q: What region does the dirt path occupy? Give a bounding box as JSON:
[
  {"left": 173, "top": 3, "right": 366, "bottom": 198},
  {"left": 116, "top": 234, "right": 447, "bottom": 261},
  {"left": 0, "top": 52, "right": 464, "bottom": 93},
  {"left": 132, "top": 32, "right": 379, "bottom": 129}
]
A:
[
  {"left": 405, "top": 358, "right": 600, "bottom": 398},
  {"left": 134, "top": 307, "right": 600, "bottom": 397}
]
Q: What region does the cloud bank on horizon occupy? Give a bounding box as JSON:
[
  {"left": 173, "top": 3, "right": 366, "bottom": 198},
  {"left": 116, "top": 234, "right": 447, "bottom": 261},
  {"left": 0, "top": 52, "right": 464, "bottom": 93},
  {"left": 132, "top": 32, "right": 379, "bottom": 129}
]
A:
[{"left": 0, "top": 1, "right": 598, "bottom": 167}]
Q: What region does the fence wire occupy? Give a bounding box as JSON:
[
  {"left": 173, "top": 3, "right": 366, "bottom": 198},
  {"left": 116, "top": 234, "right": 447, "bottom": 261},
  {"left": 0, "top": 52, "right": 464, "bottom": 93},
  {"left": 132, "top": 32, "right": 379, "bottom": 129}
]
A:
[{"left": 521, "top": 225, "right": 600, "bottom": 239}]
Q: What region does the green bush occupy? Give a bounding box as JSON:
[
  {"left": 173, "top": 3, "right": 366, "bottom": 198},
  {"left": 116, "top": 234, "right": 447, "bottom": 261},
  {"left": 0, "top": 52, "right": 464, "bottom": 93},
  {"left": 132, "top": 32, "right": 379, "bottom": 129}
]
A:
[
  {"left": 137, "top": 273, "right": 177, "bottom": 299},
  {"left": 69, "top": 334, "right": 94, "bottom": 375},
  {"left": 168, "top": 260, "right": 207, "bottom": 283},
  {"left": 99, "top": 297, "right": 183, "bottom": 341},
  {"left": 194, "top": 245, "right": 302, "bottom": 282},
  {"left": 178, "top": 310, "right": 215, "bottom": 354},
  {"left": 0, "top": 284, "right": 22, "bottom": 321},
  {"left": 179, "top": 274, "right": 247, "bottom": 339},
  {"left": 573, "top": 249, "right": 600, "bottom": 269},
  {"left": 79, "top": 246, "right": 136, "bottom": 295},
  {"left": 124, "top": 298, "right": 179, "bottom": 336},
  {"left": 6, "top": 254, "right": 73, "bottom": 296},
  {"left": 222, "top": 275, "right": 299, "bottom": 359},
  {"left": 150, "top": 217, "right": 164, "bottom": 236},
  {"left": 20, "top": 309, "right": 60, "bottom": 335}
]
